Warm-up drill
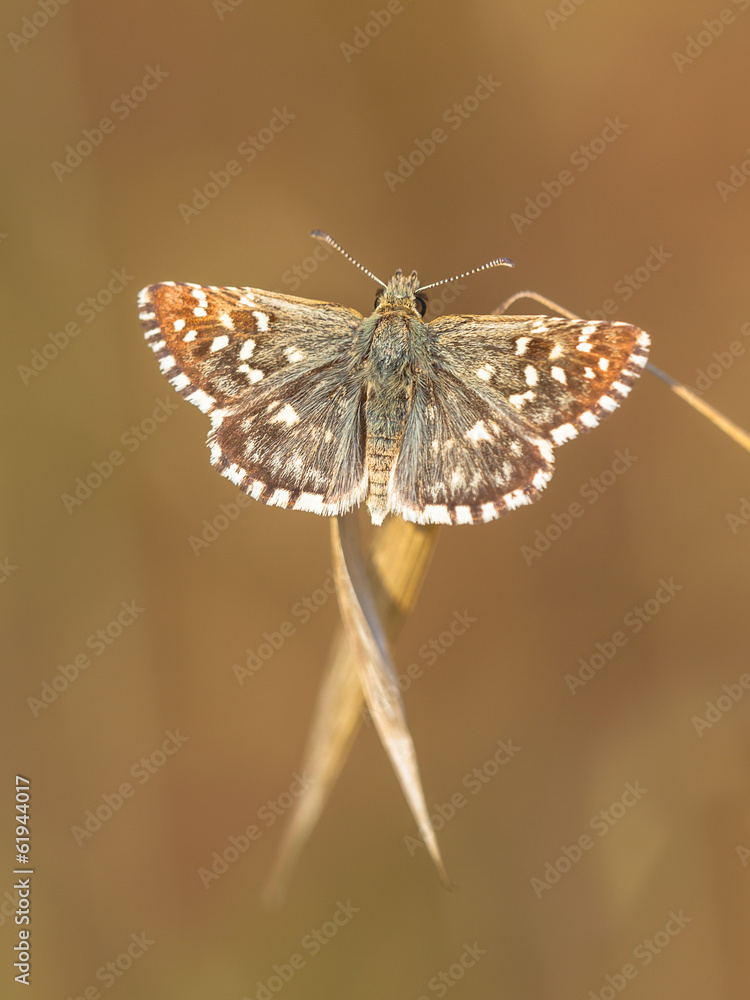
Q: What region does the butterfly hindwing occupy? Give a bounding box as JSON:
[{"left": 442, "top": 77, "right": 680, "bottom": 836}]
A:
[{"left": 388, "top": 369, "right": 555, "bottom": 524}]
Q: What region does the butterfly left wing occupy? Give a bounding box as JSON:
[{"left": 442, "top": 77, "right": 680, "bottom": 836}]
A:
[
  {"left": 388, "top": 314, "right": 649, "bottom": 524},
  {"left": 139, "top": 281, "right": 369, "bottom": 514}
]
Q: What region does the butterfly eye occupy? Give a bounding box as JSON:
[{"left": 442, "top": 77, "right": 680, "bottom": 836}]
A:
[
  {"left": 374, "top": 289, "right": 385, "bottom": 309},
  {"left": 415, "top": 295, "right": 428, "bottom": 317}
]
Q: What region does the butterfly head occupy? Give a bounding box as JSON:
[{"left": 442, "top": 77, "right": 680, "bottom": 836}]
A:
[{"left": 374, "top": 269, "right": 427, "bottom": 318}]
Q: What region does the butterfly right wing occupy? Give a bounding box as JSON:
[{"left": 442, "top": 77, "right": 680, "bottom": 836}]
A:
[
  {"left": 387, "top": 313, "right": 648, "bottom": 525},
  {"left": 139, "top": 282, "right": 369, "bottom": 514}
]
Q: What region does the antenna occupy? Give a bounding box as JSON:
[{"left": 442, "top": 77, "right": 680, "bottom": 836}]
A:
[
  {"left": 311, "top": 231, "right": 386, "bottom": 287},
  {"left": 417, "top": 255, "right": 515, "bottom": 293}
]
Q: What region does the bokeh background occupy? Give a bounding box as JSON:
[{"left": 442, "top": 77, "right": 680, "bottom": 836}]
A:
[{"left": 2, "top": 1, "right": 750, "bottom": 997}]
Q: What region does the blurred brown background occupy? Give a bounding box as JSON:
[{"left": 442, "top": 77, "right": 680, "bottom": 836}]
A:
[{"left": 2, "top": 0, "right": 750, "bottom": 997}]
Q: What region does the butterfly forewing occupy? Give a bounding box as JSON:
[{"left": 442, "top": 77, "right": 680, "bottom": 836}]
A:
[
  {"left": 139, "top": 281, "right": 369, "bottom": 512},
  {"left": 429, "top": 314, "right": 649, "bottom": 442}
]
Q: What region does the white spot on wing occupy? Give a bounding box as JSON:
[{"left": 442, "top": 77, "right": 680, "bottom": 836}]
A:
[
  {"left": 524, "top": 365, "right": 538, "bottom": 387},
  {"left": 476, "top": 364, "right": 495, "bottom": 381},
  {"left": 549, "top": 343, "right": 564, "bottom": 360},
  {"left": 501, "top": 489, "right": 531, "bottom": 511},
  {"left": 210, "top": 335, "right": 229, "bottom": 352},
  {"left": 239, "top": 339, "right": 256, "bottom": 360},
  {"left": 220, "top": 313, "right": 234, "bottom": 330},
  {"left": 269, "top": 402, "right": 299, "bottom": 426},
  {"left": 508, "top": 390, "right": 535, "bottom": 408},
  {"left": 174, "top": 318, "right": 186, "bottom": 332},
  {"left": 465, "top": 420, "right": 492, "bottom": 443},
  {"left": 253, "top": 310, "right": 270, "bottom": 332},
  {"left": 158, "top": 355, "right": 177, "bottom": 373},
  {"left": 515, "top": 337, "right": 531, "bottom": 355},
  {"left": 550, "top": 366, "right": 567, "bottom": 384},
  {"left": 171, "top": 372, "right": 190, "bottom": 391},
  {"left": 294, "top": 493, "right": 326, "bottom": 515},
  {"left": 225, "top": 464, "right": 245, "bottom": 486},
  {"left": 423, "top": 504, "right": 452, "bottom": 525},
  {"left": 238, "top": 366, "right": 263, "bottom": 383},
  {"left": 599, "top": 395, "right": 618, "bottom": 412},
  {"left": 284, "top": 346, "right": 305, "bottom": 364},
  {"left": 184, "top": 330, "right": 197, "bottom": 342},
  {"left": 550, "top": 423, "right": 577, "bottom": 445},
  {"left": 186, "top": 388, "right": 215, "bottom": 413},
  {"left": 598, "top": 356, "right": 609, "bottom": 371},
  {"left": 269, "top": 488, "right": 291, "bottom": 507},
  {"left": 194, "top": 307, "right": 207, "bottom": 317},
  {"left": 579, "top": 410, "right": 599, "bottom": 428},
  {"left": 481, "top": 501, "right": 498, "bottom": 521},
  {"left": 536, "top": 439, "right": 554, "bottom": 463},
  {"left": 455, "top": 506, "right": 473, "bottom": 525}
]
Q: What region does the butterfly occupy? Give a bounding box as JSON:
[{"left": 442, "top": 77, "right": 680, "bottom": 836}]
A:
[{"left": 138, "top": 233, "right": 649, "bottom": 525}]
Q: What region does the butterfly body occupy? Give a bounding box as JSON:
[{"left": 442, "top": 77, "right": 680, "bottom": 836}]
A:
[{"left": 139, "top": 266, "right": 649, "bottom": 526}]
